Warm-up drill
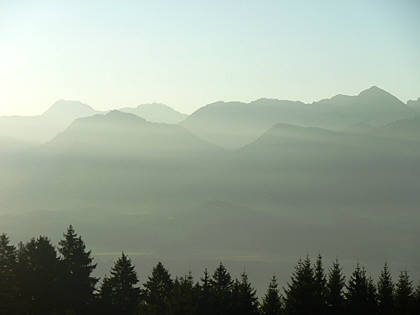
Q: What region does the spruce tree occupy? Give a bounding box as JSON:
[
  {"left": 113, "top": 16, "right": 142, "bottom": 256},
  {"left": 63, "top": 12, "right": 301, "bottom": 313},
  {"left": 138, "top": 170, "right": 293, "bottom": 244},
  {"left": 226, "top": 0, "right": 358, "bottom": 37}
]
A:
[
  {"left": 284, "top": 256, "right": 316, "bottom": 315},
  {"left": 99, "top": 252, "right": 140, "bottom": 315},
  {"left": 377, "top": 263, "right": 394, "bottom": 315},
  {"left": 413, "top": 283, "right": 420, "bottom": 315},
  {"left": 170, "top": 272, "right": 198, "bottom": 315},
  {"left": 15, "top": 236, "right": 62, "bottom": 314},
  {"left": 345, "top": 264, "right": 370, "bottom": 315},
  {"left": 142, "top": 261, "right": 173, "bottom": 315},
  {"left": 261, "top": 276, "right": 282, "bottom": 315},
  {"left": 366, "top": 276, "right": 378, "bottom": 314},
  {"left": 231, "top": 272, "right": 259, "bottom": 315},
  {"left": 326, "top": 259, "right": 345, "bottom": 315},
  {"left": 314, "top": 254, "right": 327, "bottom": 315},
  {"left": 210, "top": 262, "right": 234, "bottom": 315},
  {"left": 395, "top": 271, "right": 413, "bottom": 315},
  {"left": 198, "top": 268, "right": 213, "bottom": 315},
  {"left": 0, "top": 234, "right": 17, "bottom": 314},
  {"left": 58, "top": 225, "right": 97, "bottom": 314}
]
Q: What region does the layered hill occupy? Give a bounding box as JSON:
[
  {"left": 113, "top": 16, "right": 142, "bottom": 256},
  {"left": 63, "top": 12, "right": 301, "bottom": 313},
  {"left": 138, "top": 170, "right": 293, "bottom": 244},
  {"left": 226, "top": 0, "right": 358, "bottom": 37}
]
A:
[
  {"left": 0, "top": 100, "right": 98, "bottom": 143},
  {"left": 119, "top": 103, "right": 187, "bottom": 124},
  {"left": 46, "top": 110, "right": 217, "bottom": 157},
  {"left": 182, "top": 86, "right": 415, "bottom": 148}
]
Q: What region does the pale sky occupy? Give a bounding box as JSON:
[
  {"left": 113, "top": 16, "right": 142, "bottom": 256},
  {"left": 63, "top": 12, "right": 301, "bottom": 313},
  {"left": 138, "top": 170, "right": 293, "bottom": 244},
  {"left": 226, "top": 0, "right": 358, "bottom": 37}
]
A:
[{"left": 1, "top": 0, "right": 419, "bottom": 116}]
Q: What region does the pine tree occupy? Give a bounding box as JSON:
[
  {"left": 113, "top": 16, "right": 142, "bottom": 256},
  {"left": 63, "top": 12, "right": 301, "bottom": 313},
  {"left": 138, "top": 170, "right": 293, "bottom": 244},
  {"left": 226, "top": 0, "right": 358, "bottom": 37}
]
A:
[
  {"left": 210, "top": 262, "right": 234, "bottom": 315},
  {"left": 170, "top": 272, "right": 198, "bottom": 315},
  {"left": 326, "top": 259, "right": 345, "bottom": 315},
  {"left": 314, "top": 254, "right": 327, "bottom": 315},
  {"left": 284, "top": 256, "right": 316, "bottom": 315},
  {"left": 377, "top": 263, "right": 394, "bottom": 315},
  {"left": 15, "top": 236, "right": 62, "bottom": 314},
  {"left": 231, "top": 272, "right": 259, "bottom": 315},
  {"left": 367, "top": 276, "right": 378, "bottom": 314},
  {"left": 99, "top": 252, "right": 140, "bottom": 315},
  {"left": 142, "top": 261, "right": 173, "bottom": 315},
  {"left": 197, "top": 268, "right": 213, "bottom": 315},
  {"left": 0, "top": 234, "right": 17, "bottom": 314},
  {"left": 413, "top": 283, "right": 420, "bottom": 315},
  {"left": 58, "top": 225, "right": 97, "bottom": 314},
  {"left": 261, "top": 276, "right": 282, "bottom": 315},
  {"left": 345, "top": 264, "right": 370, "bottom": 315},
  {"left": 395, "top": 271, "right": 413, "bottom": 315}
]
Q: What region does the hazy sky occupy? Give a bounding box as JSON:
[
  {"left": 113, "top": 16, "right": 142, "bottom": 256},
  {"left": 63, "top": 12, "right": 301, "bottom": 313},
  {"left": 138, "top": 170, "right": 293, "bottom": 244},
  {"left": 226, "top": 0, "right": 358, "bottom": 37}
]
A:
[{"left": 1, "top": 0, "right": 419, "bottom": 116}]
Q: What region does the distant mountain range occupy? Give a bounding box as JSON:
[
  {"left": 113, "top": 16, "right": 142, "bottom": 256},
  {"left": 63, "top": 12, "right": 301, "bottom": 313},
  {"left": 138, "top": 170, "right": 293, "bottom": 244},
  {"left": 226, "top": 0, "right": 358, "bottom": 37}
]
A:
[
  {"left": 47, "top": 110, "right": 216, "bottom": 157},
  {"left": 1, "top": 86, "right": 418, "bottom": 148},
  {"left": 119, "top": 103, "right": 187, "bottom": 124},
  {"left": 182, "top": 86, "right": 416, "bottom": 148}
]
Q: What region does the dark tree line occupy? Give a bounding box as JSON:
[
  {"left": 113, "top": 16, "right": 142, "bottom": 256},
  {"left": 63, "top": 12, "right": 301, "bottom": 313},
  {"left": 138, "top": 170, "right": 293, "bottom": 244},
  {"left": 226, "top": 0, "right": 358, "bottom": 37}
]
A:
[{"left": 1, "top": 226, "right": 419, "bottom": 315}]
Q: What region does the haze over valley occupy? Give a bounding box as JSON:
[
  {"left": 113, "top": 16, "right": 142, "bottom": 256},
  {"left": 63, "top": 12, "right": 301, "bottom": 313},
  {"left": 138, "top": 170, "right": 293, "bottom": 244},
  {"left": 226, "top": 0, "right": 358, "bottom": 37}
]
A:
[{"left": 1, "top": 86, "right": 420, "bottom": 292}]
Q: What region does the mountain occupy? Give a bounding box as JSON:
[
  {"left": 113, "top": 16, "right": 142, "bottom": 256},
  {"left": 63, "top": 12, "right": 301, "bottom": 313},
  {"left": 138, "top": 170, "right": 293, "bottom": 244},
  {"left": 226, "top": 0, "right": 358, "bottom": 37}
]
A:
[
  {"left": 0, "top": 100, "right": 98, "bottom": 143},
  {"left": 407, "top": 97, "right": 420, "bottom": 112},
  {"left": 46, "top": 110, "right": 217, "bottom": 157},
  {"left": 373, "top": 115, "right": 420, "bottom": 142},
  {"left": 181, "top": 86, "right": 415, "bottom": 148},
  {"left": 119, "top": 103, "right": 187, "bottom": 124}
]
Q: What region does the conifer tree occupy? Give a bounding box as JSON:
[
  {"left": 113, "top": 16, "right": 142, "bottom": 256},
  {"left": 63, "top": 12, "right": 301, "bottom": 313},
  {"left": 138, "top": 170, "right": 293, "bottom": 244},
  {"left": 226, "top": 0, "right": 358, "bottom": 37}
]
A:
[
  {"left": 413, "top": 283, "right": 420, "bottom": 315},
  {"left": 58, "top": 225, "right": 97, "bottom": 314},
  {"left": 231, "top": 272, "right": 259, "bottom": 315},
  {"left": 198, "top": 268, "right": 213, "bottom": 315},
  {"left": 314, "top": 254, "right": 327, "bottom": 315},
  {"left": 99, "top": 252, "right": 140, "bottom": 315},
  {"left": 170, "top": 272, "right": 198, "bottom": 315},
  {"left": 367, "top": 276, "right": 378, "bottom": 314},
  {"left": 345, "top": 264, "right": 372, "bottom": 315},
  {"left": 377, "top": 263, "right": 394, "bottom": 315},
  {"left": 284, "top": 256, "right": 316, "bottom": 315},
  {"left": 261, "top": 276, "right": 282, "bottom": 315},
  {"left": 0, "top": 234, "right": 17, "bottom": 314},
  {"left": 395, "top": 271, "right": 414, "bottom": 315},
  {"left": 210, "top": 262, "right": 234, "bottom": 315},
  {"left": 142, "top": 261, "right": 173, "bottom": 315},
  {"left": 15, "top": 236, "right": 62, "bottom": 314},
  {"left": 326, "top": 259, "right": 345, "bottom": 315}
]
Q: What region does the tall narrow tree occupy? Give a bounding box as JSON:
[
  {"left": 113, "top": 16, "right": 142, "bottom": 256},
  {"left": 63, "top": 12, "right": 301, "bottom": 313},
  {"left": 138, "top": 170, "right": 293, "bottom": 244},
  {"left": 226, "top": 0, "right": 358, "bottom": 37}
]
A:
[
  {"left": 15, "top": 236, "right": 62, "bottom": 314},
  {"left": 0, "top": 234, "right": 17, "bottom": 314},
  {"left": 211, "top": 262, "right": 234, "bottom": 315},
  {"left": 326, "top": 259, "right": 345, "bottom": 315},
  {"left": 58, "top": 225, "right": 97, "bottom": 314},
  {"left": 261, "top": 276, "right": 282, "bottom": 315},
  {"left": 395, "top": 271, "right": 413, "bottom": 315},
  {"left": 377, "top": 263, "right": 394, "bottom": 315},
  {"left": 231, "top": 272, "right": 259, "bottom": 315},
  {"left": 284, "top": 256, "right": 316, "bottom": 315},
  {"left": 345, "top": 264, "right": 370, "bottom": 315},
  {"left": 142, "top": 261, "right": 173, "bottom": 315},
  {"left": 99, "top": 252, "right": 140, "bottom": 315},
  {"left": 314, "top": 254, "right": 327, "bottom": 315}
]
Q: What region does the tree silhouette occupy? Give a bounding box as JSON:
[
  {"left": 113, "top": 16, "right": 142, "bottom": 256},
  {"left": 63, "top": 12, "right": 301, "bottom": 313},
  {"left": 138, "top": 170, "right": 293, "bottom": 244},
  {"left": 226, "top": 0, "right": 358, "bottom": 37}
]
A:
[
  {"left": 395, "top": 271, "right": 414, "bottom": 315},
  {"left": 210, "top": 262, "right": 234, "bottom": 315},
  {"left": 58, "top": 225, "right": 97, "bottom": 314},
  {"left": 231, "top": 272, "right": 259, "bottom": 315},
  {"left": 261, "top": 276, "right": 282, "bottom": 315},
  {"left": 314, "top": 254, "right": 327, "bottom": 315},
  {"left": 198, "top": 268, "right": 213, "bottom": 315},
  {"left": 284, "top": 256, "right": 317, "bottom": 315},
  {"left": 99, "top": 252, "right": 140, "bottom": 315},
  {"left": 0, "top": 234, "right": 17, "bottom": 314},
  {"left": 170, "top": 272, "right": 198, "bottom": 315},
  {"left": 326, "top": 259, "right": 345, "bottom": 315},
  {"left": 377, "top": 263, "right": 394, "bottom": 315},
  {"left": 142, "top": 261, "right": 173, "bottom": 315},
  {"left": 15, "top": 236, "right": 62, "bottom": 314}
]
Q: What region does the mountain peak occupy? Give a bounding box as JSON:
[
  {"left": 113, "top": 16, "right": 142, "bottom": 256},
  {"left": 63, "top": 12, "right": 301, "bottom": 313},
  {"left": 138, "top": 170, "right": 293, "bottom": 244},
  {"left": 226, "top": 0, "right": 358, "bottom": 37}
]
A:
[
  {"left": 358, "top": 86, "right": 391, "bottom": 97},
  {"left": 43, "top": 100, "right": 96, "bottom": 118}
]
